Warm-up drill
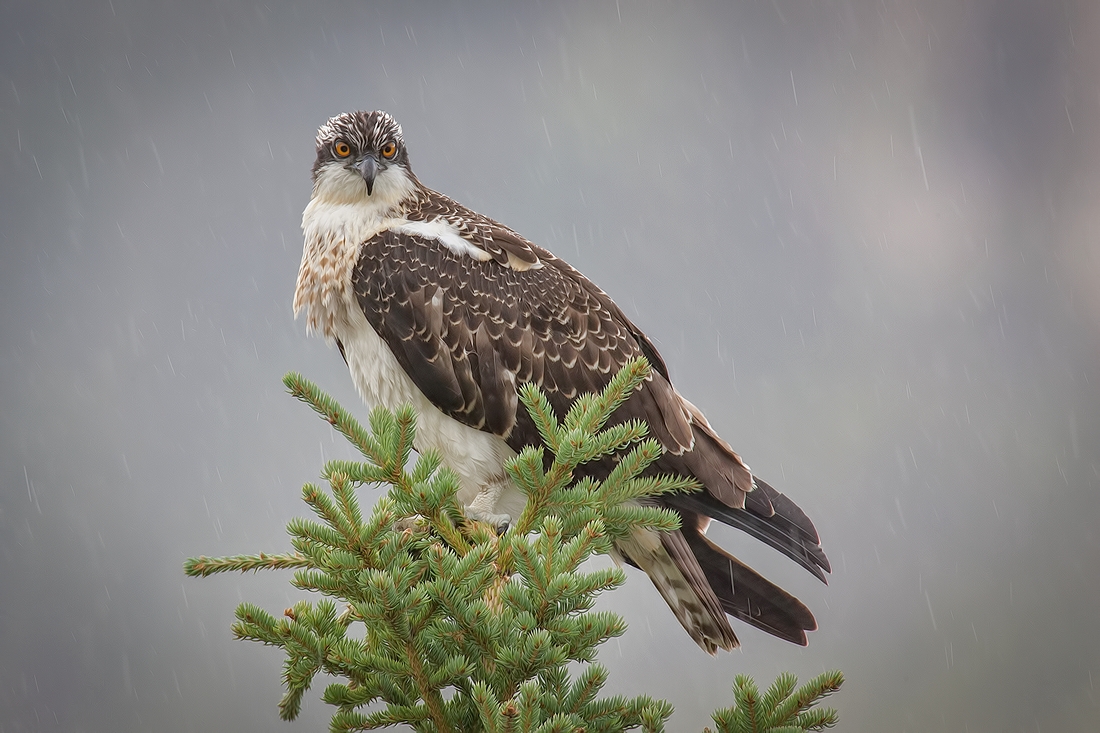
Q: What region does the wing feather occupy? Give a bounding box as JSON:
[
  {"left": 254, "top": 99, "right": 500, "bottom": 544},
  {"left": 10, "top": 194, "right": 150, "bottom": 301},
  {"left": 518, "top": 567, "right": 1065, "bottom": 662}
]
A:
[{"left": 351, "top": 226, "right": 644, "bottom": 444}]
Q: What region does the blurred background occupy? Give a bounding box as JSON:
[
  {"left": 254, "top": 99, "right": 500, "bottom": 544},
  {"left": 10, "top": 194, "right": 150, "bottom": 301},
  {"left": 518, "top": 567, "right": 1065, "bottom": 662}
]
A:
[{"left": 2, "top": 1, "right": 1098, "bottom": 730}]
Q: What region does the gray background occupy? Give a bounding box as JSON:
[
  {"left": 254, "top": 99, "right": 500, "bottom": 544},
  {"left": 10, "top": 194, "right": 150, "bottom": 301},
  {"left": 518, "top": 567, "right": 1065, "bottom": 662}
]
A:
[{"left": 2, "top": 1, "right": 1098, "bottom": 730}]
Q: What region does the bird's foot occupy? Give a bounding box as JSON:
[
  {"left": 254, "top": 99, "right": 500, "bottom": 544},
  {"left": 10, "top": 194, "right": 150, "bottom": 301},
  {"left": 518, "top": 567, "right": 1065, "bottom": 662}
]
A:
[
  {"left": 464, "top": 479, "right": 511, "bottom": 534},
  {"left": 464, "top": 506, "right": 511, "bottom": 535}
]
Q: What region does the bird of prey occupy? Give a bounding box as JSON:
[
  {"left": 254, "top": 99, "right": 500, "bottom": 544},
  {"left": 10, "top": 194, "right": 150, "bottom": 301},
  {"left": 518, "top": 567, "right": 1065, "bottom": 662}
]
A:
[{"left": 294, "top": 110, "right": 829, "bottom": 653}]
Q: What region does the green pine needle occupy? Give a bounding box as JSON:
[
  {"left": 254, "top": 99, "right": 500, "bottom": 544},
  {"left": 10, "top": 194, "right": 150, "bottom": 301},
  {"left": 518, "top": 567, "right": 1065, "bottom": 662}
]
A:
[
  {"left": 706, "top": 670, "right": 844, "bottom": 733},
  {"left": 186, "top": 359, "right": 842, "bottom": 731}
]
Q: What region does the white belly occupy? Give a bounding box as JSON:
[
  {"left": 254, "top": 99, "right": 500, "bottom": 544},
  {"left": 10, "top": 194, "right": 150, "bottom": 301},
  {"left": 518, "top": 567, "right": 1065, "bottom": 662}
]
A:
[{"left": 338, "top": 309, "right": 528, "bottom": 520}]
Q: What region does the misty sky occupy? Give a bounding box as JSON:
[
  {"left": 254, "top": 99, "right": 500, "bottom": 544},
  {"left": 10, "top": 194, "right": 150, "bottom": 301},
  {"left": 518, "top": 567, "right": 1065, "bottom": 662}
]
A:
[{"left": 2, "top": 1, "right": 1098, "bottom": 731}]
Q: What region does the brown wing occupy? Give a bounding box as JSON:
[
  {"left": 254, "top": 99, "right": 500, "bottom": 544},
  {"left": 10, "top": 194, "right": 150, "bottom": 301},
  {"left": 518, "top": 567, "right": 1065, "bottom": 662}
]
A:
[{"left": 351, "top": 226, "right": 670, "bottom": 448}]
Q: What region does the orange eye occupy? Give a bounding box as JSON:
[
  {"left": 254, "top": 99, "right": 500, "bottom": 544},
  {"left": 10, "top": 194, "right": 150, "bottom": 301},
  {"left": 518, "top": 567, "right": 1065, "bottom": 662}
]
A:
[
  {"left": 334, "top": 141, "right": 351, "bottom": 158},
  {"left": 380, "top": 142, "right": 397, "bottom": 159}
]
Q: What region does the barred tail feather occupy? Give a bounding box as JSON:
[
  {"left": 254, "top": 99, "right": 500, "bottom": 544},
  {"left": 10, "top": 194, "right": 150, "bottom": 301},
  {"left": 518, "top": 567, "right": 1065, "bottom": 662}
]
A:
[{"left": 616, "top": 527, "right": 739, "bottom": 655}]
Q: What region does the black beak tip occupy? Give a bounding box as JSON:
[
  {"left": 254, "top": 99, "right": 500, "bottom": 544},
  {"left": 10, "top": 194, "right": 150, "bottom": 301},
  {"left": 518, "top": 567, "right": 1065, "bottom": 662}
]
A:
[{"left": 358, "top": 157, "right": 378, "bottom": 196}]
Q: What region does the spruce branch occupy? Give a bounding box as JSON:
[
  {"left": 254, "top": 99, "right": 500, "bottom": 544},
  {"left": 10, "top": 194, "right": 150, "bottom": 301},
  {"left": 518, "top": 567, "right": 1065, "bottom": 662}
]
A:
[
  {"left": 284, "top": 371, "right": 387, "bottom": 466},
  {"left": 184, "top": 553, "right": 311, "bottom": 576},
  {"left": 185, "top": 359, "right": 842, "bottom": 731},
  {"left": 705, "top": 671, "right": 844, "bottom": 733}
]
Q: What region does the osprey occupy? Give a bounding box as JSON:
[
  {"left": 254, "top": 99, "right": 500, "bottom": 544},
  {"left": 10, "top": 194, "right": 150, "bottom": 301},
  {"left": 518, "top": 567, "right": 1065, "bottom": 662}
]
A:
[{"left": 294, "top": 110, "right": 829, "bottom": 653}]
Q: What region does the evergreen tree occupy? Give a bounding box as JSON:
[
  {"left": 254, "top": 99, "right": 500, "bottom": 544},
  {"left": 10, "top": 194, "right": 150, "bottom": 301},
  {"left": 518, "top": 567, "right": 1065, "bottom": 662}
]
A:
[{"left": 185, "top": 359, "right": 842, "bottom": 732}]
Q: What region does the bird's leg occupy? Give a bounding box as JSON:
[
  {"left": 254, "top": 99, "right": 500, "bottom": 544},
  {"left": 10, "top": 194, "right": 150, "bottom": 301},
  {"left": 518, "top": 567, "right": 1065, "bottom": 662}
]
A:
[{"left": 464, "top": 477, "right": 512, "bottom": 534}]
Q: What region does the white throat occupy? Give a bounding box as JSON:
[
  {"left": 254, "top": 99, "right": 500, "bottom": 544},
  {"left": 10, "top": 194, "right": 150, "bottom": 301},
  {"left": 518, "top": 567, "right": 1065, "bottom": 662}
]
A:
[{"left": 293, "top": 163, "right": 417, "bottom": 340}]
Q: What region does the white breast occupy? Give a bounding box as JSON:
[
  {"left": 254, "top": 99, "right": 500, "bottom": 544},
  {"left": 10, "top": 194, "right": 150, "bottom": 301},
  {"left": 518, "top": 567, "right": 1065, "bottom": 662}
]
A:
[{"left": 338, "top": 308, "right": 525, "bottom": 517}]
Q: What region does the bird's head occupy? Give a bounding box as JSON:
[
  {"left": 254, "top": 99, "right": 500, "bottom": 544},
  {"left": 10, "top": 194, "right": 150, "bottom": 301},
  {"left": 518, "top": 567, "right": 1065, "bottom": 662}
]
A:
[{"left": 310, "top": 110, "right": 417, "bottom": 207}]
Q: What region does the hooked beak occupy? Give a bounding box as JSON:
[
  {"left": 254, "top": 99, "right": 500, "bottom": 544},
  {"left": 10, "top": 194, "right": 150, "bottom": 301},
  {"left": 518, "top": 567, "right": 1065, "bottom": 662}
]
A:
[{"left": 357, "top": 156, "right": 378, "bottom": 195}]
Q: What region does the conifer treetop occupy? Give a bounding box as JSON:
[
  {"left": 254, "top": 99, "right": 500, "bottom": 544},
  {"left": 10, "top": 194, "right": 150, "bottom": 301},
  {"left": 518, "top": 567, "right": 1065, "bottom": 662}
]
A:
[{"left": 185, "top": 359, "right": 842, "bottom": 732}]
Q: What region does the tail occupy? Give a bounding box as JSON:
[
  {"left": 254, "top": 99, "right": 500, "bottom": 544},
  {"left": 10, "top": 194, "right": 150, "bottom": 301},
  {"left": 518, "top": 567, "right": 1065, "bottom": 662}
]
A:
[
  {"left": 608, "top": 369, "right": 830, "bottom": 651},
  {"left": 616, "top": 514, "right": 821, "bottom": 653},
  {"left": 681, "top": 523, "right": 818, "bottom": 644},
  {"left": 660, "top": 399, "right": 829, "bottom": 649}
]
